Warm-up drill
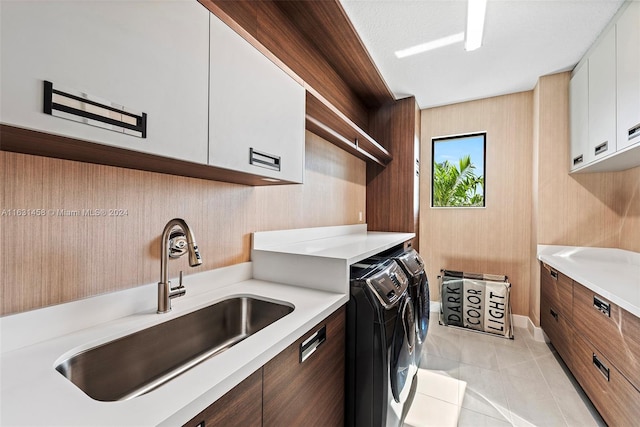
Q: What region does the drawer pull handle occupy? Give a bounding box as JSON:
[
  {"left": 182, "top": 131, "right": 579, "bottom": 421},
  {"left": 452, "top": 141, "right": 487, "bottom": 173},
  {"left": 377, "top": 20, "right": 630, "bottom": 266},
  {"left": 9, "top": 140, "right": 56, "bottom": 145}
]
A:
[
  {"left": 549, "top": 270, "right": 558, "bottom": 280},
  {"left": 594, "top": 141, "right": 608, "bottom": 156},
  {"left": 593, "top": 296, "right": 611, "bottom": 317},
  {"left": 300, "top": 325, "right": 326, "bottom": 363},
  {"left": 549, "top": 308, "right": 559, "bottom": 321},
  {"left": 44, "top": 80, "right": 147, "bottom": 138},
  {"left": 592, "top": 353, "right": 610, "bottom": 382},
  {"left": 572, "top": 154, "right": 583, "bottom": 166},
  {"left": 629, "top": 123, "right": 640, "bottom": 142},
  {"left": 249, "top": 148, "right": 281, "bottom": 172}
]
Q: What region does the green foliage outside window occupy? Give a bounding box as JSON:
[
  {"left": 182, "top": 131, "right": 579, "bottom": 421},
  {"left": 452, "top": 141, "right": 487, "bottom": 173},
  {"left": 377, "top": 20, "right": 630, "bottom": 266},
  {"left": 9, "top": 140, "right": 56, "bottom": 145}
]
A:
[{"left": 432, "top": 155, "right": 484, "bottom": 207}]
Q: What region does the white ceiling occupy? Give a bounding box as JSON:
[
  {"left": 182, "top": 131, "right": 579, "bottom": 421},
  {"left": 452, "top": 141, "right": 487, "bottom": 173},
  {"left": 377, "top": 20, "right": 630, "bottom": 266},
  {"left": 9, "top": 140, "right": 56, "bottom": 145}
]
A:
[{"left": 341, "top": 0, "right": 627, "bottom": 109}]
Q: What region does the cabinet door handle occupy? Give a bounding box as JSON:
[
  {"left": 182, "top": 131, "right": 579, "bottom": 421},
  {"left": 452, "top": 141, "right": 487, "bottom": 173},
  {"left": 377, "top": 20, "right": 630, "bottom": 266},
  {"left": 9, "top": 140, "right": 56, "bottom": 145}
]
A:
[
  {"left": 300, "top": 325, "right": 326, "bottom": 363},
  {"left": 593, "top": 295, "right": 611, "bottom": 317},
  {"left": 592, "top": 353, "right": 610, "bottom": 382},
  {"left": 572, "top": 154, "right": 583, "bottom": 166},
  {"left": 549, "top": 308, "right": 559, "bottom": 321},
  {"left": 249, "top": 148, "right": 281, "bottom": 171},
  {"left": 629, "top": 123, "right": 640, "bottom": 142},
  {"left": 549, "top": 270, "right": 558, "bottom": 280},
  {"left": 594, "top": 141, "right": 608, "bottom": 156}
]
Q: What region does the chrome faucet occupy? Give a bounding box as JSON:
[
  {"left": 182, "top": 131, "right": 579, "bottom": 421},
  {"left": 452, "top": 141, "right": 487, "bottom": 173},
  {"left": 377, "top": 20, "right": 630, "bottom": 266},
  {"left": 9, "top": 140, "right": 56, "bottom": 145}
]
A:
[{"left": 158, "top": 218, "right": 202, "bottom": 313}]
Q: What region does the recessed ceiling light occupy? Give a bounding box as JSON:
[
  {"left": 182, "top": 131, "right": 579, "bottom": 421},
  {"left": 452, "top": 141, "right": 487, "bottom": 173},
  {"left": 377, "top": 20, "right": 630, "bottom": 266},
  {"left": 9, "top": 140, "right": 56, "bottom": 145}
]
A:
[
  {"left": 395, "top": 32, "right": 465, "bottom": 58},
  {"left": 465, "top": 0, "right": 487, "bottom": 51}
]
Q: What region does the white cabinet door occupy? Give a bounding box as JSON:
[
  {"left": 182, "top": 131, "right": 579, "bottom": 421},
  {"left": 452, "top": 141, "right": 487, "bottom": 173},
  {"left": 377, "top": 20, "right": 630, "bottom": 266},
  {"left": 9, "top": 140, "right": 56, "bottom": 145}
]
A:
[
  {"left": 617, "top": 1, "right": 640, "bottom": 151},
  {"left": 209, "top": 15, "right": 305, "bottom": 183},
  {"left": 0, "top": 0, "right": 209, "bottom": 164},
  {"left": 570, "top": 63, "right": 590, "bottom": 171},
  {"left": 588, "top": 28, "right": 617, "bottom": 161}
]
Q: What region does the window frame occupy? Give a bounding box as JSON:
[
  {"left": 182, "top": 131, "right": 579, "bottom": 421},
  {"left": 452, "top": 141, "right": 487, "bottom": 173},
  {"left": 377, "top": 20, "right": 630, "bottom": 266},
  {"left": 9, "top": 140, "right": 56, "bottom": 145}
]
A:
[{"left": 431, "top": 132, "right": 487, "bottom": 208}]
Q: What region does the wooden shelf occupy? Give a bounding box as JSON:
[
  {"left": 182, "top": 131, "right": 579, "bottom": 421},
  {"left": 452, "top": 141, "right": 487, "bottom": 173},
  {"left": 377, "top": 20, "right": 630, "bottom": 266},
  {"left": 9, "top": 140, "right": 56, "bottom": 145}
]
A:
[
  {"left": 0, "top": 125, "right": 298, "bottom": 186},
  {"left": 305, "top": 90, "right": 392, "bottom": 166}
]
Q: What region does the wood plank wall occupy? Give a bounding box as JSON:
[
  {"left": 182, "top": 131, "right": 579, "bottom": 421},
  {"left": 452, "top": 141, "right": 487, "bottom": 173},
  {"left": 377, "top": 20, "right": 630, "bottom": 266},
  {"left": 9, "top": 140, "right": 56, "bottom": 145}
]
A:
[
  {"left": 368, "top": 97, "right": 421, "bottom": 249},
  {"left": 0, "top": 131, "right": 366, "bottom": 316},
  {"left": 420, "top": 92, "right": 534, "bottom": 316}
]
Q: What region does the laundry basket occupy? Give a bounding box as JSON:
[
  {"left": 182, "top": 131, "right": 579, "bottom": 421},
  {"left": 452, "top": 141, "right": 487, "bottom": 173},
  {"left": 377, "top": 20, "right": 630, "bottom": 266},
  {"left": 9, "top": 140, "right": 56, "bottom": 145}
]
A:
[{"left": 439, "top": 269, "right": 513, "bottom": 339}]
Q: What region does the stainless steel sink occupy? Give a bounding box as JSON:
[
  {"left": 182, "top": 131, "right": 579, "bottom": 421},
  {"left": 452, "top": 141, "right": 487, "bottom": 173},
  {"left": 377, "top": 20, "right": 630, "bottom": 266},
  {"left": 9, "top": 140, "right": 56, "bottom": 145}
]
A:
[{"left": 55, "top": 296, "right": 293, "bottom": 401}]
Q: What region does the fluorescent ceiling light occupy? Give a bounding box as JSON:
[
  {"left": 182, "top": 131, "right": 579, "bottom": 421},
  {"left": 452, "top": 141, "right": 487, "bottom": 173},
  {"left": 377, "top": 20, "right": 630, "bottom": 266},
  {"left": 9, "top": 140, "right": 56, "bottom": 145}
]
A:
[
  {"left": 465, "top": 0, "right": 487, "bottom": 51},
  {"left": 395, "top": 32, "right": 465, "bottom": 58}
]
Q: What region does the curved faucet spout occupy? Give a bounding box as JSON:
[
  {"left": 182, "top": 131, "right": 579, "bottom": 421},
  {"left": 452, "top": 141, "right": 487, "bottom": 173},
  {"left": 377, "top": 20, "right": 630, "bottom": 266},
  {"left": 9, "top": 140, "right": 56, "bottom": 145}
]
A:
[{"left": 158, "top": 218, "right": 202, "bottom": 313}]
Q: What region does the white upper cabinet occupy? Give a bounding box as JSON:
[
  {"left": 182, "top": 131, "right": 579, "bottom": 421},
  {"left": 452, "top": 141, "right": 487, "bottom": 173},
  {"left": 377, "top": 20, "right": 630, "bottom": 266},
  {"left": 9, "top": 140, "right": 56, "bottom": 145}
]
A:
[
  {"left": 588, "top": 29, "right": 617, "bottom": 161},
  {"left": 617, "top": 1, "right": 640, "bottom": 151},
  {"left": 570, "top": 63, "right": 590, "bottom": 171},
  {"left": 570, "top": 1, "right": 640, "bottom": 173},
  {"left": 0, "top": 0, "right": 209, "bottom": 164},
  {"left": 208, "top": 14, "right": 305, "bottom": 184}
]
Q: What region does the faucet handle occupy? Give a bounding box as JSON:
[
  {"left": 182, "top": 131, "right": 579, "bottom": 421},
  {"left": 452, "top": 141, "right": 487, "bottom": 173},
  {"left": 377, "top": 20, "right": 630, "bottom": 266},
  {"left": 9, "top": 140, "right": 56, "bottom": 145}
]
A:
[{"left": 168, "top": 271, "right": 186, "bottom": 300}]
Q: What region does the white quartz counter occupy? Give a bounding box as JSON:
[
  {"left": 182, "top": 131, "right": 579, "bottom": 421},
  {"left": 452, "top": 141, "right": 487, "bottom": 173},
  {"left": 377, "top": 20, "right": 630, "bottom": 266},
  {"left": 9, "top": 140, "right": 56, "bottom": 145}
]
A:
[
  {"left": 0, "top": 264, "right": 347, "bottom": 426},
  {"left": 537, "top": 245, "right": 640, "bottom": 317},
  {"left": 252, "top": 224, "right": 415, "bottom": 294}
]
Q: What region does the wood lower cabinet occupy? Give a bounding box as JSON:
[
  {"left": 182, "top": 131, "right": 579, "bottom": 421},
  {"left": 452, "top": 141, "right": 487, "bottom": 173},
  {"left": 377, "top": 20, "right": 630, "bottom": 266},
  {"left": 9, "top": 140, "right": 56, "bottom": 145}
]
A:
[
  {"left": 572, "top": 281, "right": 640, "bottom": 392},
  {"left": 184, "top": 369, "right": 262, "bottom": 427},
  {"left": 571, "top": 334, "right": 640, "bottom": 426},
  {"left": 540, "top": 264, "right": 640, "bottom": 426},
  {"left": 183, "top": 306, "right": 345, "bottom": 427},
  {"left": 540, "top": 296, "right": 574, "bottom": 369},
  {"left": 263, "top": 306, "right": 345, "bottom": 427},
  {"left": 540, "top": 264, "right": 573, "bottom": 320}
]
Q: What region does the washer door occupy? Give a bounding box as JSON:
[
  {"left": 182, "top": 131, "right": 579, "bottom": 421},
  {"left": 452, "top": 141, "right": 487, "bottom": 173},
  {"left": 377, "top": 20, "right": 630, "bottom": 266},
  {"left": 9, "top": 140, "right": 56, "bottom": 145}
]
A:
[
  {"left": 413, "top": 271, "right": 430, "bottom": 369},
  {"left": 415, "top": 271, "right": 430, "bottom": 343},
  {"left": 390, "top": 296, "right": 415, "bottom": 403}
]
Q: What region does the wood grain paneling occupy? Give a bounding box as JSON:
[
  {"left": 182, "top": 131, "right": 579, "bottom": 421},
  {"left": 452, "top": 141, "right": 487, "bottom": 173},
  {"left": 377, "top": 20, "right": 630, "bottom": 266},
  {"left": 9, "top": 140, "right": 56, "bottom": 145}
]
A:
[
  {"left": 420, "top": 92, "right": 534, "bottom": 316},
  {"left": 306, "top": 91, "right": 391, "bottom": 166},
  {"left": 263, "top": 306, "right": 345, "bottom": 427},
  {"left": 273, "top": 0, "right": 393, "bottom": 107},
  {"left": 0, "top": 131, "right": 366, "bottom": 315},
  {"left": 618, "top": 166, "right": 640, "bottom": 252},
  {"left": 368, "top": 97, "right": 421, "bottom": 249},
  {"left": 0, "top": 125, "right": 298, "bottom": 187},
  {"left": 183, "top": 369, "right": 262, "bottom": 427},
  {"left": 534, "top": 73, "right": 638, "bottom": 249}
]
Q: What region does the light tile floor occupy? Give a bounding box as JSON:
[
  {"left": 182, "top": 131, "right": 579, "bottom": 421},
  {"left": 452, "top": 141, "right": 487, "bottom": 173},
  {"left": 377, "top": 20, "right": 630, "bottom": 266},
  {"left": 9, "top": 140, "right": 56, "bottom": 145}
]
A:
[{"left": 404, "top": 316, "right": 605, "bottom": 427}]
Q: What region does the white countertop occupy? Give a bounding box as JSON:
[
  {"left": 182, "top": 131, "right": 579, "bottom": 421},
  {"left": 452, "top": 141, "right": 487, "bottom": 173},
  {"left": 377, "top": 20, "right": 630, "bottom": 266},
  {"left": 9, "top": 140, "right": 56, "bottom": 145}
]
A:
[
  {"left": 1, "top": 225, "right": 413, "bottom": 426},
  {"left": 252, "top": 224, "right": 415, "bottom": 294},
  {"left": 0, "top": 264, "right": 347, "bottom": 426},
  {"left": 253, "top": 224, "right": 415, "bottom": 264},
  {"left": 537, "top": 245, "right": 640, "bottom": 317}
]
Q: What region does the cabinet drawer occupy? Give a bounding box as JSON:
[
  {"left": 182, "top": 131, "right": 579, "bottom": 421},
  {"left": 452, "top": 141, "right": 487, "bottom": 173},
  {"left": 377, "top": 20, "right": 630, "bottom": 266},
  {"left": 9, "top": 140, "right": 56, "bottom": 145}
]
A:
[
  {"left": 573, "top": 281, "right": 640, "bottom": 390},
  {"left": 540, "top": 264, "right": 573, "bottom": 320},
  {"left": 183, "top": 369, "right": 262, "bottom": 427},
  {"left": 263, "top": 307, "right": 345, "bottom": 427},
  {"left": 540, "top": 297, "right": 574, "bottom": 369},
  {"left": 571, "top": 333, "right": 640, "bottom": 426}
]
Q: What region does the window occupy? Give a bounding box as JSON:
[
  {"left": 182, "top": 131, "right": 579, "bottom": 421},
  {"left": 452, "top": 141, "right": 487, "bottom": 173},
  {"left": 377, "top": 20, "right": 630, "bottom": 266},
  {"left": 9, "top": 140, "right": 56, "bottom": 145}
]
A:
[{"left": 432, "top": 133, "right": 485, "bottom": 207}]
